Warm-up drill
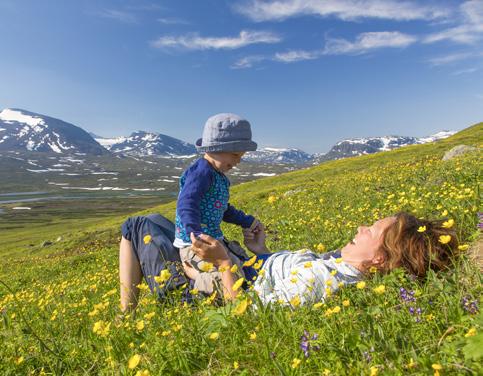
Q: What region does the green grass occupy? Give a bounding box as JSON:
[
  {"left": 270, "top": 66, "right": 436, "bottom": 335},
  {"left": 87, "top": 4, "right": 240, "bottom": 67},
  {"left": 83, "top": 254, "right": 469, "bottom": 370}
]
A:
[{"left": 0, "top": 122, "right": 481, "bottom": 375}]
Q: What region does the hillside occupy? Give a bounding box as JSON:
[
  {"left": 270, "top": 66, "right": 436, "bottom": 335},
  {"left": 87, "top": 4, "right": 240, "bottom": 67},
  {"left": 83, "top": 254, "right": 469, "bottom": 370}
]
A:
[{"left": 0, "top": 122, "right": 481, "bottom": 375}]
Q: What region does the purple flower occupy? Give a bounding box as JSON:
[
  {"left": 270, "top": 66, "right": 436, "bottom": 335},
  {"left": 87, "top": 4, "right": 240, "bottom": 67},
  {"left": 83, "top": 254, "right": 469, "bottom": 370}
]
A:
[
  {"left": 399, "top": 287, "right": 416, "bottom": 303},
  {"left": 461, "top": 296, "right": 479, "bottom": 314},
  {"left": 300, "top": 330, "right": 320, "bottom": 358}
]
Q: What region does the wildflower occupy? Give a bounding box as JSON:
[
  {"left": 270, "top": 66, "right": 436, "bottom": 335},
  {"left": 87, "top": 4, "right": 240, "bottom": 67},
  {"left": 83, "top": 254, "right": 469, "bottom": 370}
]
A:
[
  {"left": 230, "top": 264, "right": 238, "bottom": 273},
  {"left": 323, "top": 369, "right": 331, "bottom": 375},
  {"left": 128, "top": 354, "right": 141, "bottom": 369},
  {"left": 417, "top": 226, "right": 426, "bottom": 233},
  {"left": 291, "top": 358, "right": 302, "bottom": 369},
  {"left": 93, "top": 320, "right": 111, "bottom": 337},
  {"left": 290, "top": 295, "right": 301, "bottom": 307},
  {"left": 330, "top": 269, "right": 337, "bottom": 276},
  {"left": 370, "top": 366, "right": 379, "bottom": 376},
  {"left": 232, "top": 278, "right": 244, "bottom": 292},
  {"left": 190, "top": 288, "right": 199, "bottom": 295},
  {"left": 199, "top": 262, "right": 214, "bottom": 272},
  {"left": 441, "top": 209, "right": 448, "bottom": 216},
  {"left": 432, "top": 363, "right": 442, "bottom": 376},
  {"left": 233, "top": 361, "right": 239, "bottom": 369},
  {"left": 369, "top": 266, "right": 378, "bottom": 273},
  {"left": 356, "top": 281, "right": 366, "bottom": 289},
  {"left": 135, "top": 371, "right": 150, "bottom": 376},
  {"left": 144, "top": 312, "right": 155, "bottom": 320},
  {"left": 232, "top": 298, "right": 249, "bottom": 316},
  {"left": 143, "top": 235, "right": 152, "bottom": 244},
  {"left": 218, "top": 265, "right": 229, "bottom": 272},
  {"left": 316, "top": 243, "right": 326, "bottom": 252},
  {"left": 458, "top": 244, "right": 469, "bottom": 251},
  {"left": 267, "top": 195, "right": 277, "bottom": 204},
  {"left": 461, "top": 296, "right": 478, "bottom": 314},
  {"left": 399, "top": 287, "right": 416, "bottom": 303},
  {"left": 136, "top": 320, "right": 145, "bottom": 331},
  {"left": 407, "top": 358, "right": 416, "bottom": 369},
  {"left": 342, "top": 300, "right": 350, "bottom": 307},
  {"left": 253, "top": 259, "right": 264, "bottom": 270},
  {"left": 249, "top": 331, "right": 257, "bottom": 340},
  {"left": 438, "top": 235, "right": 451, "bottom": 244},
  {"left": 300, "top": 330, "right": 320, "bottom": 357},
  {"left": 209, "top": 332, "right": 220, "bottom": 340},
  {"left": 313, "top": 302, "right": 323, "bottom": 309},
  {"left": 442, "top": 219, "right": 454, "bottom": 228},
  {"left": 304, "top": 261, "right": 313, "bottom": 268},
  {"left": 335, "top": 258, "right": 342, "bottom": 264},
  {"left": 464, "top": 327, "right": 476, "bottom": 337},
  {"left": 161, "top": 330, "right": 171, "bottom": 337},
  {"left": 15, "top": 356, "right": 24, "bottom": 365},
  {"left": 243, "top": 255, "right": 257, "bottom": 267},
  {"left": 373, "top": 285, "right": 386, "bottom": 294}
]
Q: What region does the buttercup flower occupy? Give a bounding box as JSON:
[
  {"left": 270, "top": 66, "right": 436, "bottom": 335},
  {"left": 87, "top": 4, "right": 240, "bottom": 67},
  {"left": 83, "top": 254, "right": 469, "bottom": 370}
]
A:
[
  {"left": 232, "top": 278, "right": 244, "bottom": 292},
  {"left": 373, "top": 285, "right": 386, "bottom": 294},
  {"left": 291, "top": 358, "right": 302, "bottom": 369},
  {"left": 143, "top": 235, "right": 152, "bottom": 244},
  {"left": 417, "top": 226, "right": 426, "bottom": 233},
  {"left": 128, "top": 354, "right": 141, "bottom": 369},
  {"left": 438, "top": 235, "right": 451, "bottom": 244},
  {"left": 209, "top": 332, "right": 220, "bottom": 340},
  {"left": 442, "top": 219, "right": 454, "bottom": 228},
  {"left": 464, "top": 327, "right": 476, "bottom": 337},
  {"left": 356, "top": 281, "right": 366, "bottom": 289}
]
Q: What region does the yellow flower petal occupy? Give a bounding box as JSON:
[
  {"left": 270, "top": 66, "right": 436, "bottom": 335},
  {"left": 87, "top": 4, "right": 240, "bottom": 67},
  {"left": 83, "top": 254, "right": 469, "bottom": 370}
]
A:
[
  {"left": 438, "top": 235, "right": 451, "bottom": 244},
  {"left": 209, "top": 332, "right": 219, "bottom": 340},
  {"left": 373, "top": 285, "right": 386, "bottom": 294},
  {"left": 232, "top": 278, "right": 245, "bottom": 292},
  {"left": 199, "top": 262, "right": 214, "bottom": 272},
  {"left": 232, "top": 299, "right": 249, "bottom": 316},
  {"left": 458, "top": 244, "right": 469, "bottom": 251},
  {"left": 291, "top": 358, "right": 302, "bottom": 369},
  {"left": 417, "top": 226, "right": 426, "bottom": 233},
  {"left": 442, "top": 219, "right": 454, "bottom": 228},
  {"left": 356, "top": 281, "right": 366, "bottom": 289},
  {"left": 465, "top": 327, "right": 476, "bottom": 337},
  {"left": 243, "top": 256, "right": 257, "bottom": 267},
  {"left": 128, "top": 354, "right": 141, "bottom": 369},
  {"left": 143, "top": 235, "right": 152, "bottom": 244}
]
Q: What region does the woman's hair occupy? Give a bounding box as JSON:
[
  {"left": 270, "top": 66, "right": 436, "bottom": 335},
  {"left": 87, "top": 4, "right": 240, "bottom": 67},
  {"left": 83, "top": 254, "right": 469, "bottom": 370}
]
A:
[{"left": 376, "top": 212, "right": 459, "bottom": 278}]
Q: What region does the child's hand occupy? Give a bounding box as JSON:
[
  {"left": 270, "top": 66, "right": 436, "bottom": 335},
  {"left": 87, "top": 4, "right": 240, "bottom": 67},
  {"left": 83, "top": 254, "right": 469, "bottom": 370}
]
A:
[{"left": 250, "top": 219, "right": 264, "bottom": 234}]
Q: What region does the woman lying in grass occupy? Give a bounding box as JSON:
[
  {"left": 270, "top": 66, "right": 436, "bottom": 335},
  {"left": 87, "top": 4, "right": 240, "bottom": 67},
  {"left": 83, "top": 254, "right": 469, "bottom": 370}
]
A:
[{"left": 119, "top": 212, "right": 457, "bottom": 311}]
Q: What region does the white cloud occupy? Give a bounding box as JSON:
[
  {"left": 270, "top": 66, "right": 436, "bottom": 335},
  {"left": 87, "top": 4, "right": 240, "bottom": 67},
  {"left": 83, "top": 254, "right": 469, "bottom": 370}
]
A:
[
  {"left": 427, "top": 52, "right": 476, "bottom": 66},
  {"left": 273, "top": 49, "right": 319, "bottom": 62},
  {"left": 97, "top": 9, "right": 137, "bottom": 23},
  {"left": 424, "top": 0, "right": 483, "bottom": 44},
  {"left": 151, "top": 30, "right": 281, "bottom": 50},
  {"left": 323, "top": 31, "right": 417, "bottom": 55},
  {"left": 231, "top": 55, "right": 267, "bottom": 69},
  {"left": 235, "top": 0, "right": 450, "bottom": 22},
  {"left": 157, "top": 17, "right": 190, "bottom": 25},
  {"left": 452, "top": 67, "right": 478, "bottom": 75}
]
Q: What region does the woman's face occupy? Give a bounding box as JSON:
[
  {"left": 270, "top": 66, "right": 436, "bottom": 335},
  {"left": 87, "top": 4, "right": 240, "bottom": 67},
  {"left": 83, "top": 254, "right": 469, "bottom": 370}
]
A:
[{"left": 341, "top": 216, "right": 396, "bottom": 267}]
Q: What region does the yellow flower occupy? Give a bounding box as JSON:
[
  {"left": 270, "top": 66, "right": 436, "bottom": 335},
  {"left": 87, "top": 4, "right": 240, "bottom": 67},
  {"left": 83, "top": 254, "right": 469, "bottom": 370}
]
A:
[
  {"left": 313, "top": 302, "right": 324, "bottom": 309},
  {"left": 218, "top": 265, "right": 229, "bottom": 272},
  {"left": 267, "top": 195, "right": 277, "bottom": 204},
  {"left": 373, "top": 285, "right": 386, "bottom": 294},
  {"left": 190, "top": 288, "right": 199, "bottom": 295},
  {"left": 330, "top": 269, "right": 337, "bottom": 276},
  {"left": 209, "top": 332, "right": 220, "bottom": 340},
  {"left": 323, "top": 369, "right": 331, "bottom": 376},
  {"left": 442, "top": 219, "right": 454, "bottom": 228},
  {"left": 232, "top": 277, "right": 245, "bottom": 292},
  {"left": 15, "top": 356, "right": 24, "bottom": 365},
  {"left": 253, "top": 259, "right": 264, "bottom": 270},
  {"left": 143, "top": 235, "right": 152, "bottom": 244},
  {"left": 335, "top": 258, "right": 342, "bottom": 264},
  {"left": 304, "top": 261, "right": 313, "bottom": 268},
  {"left": 128, "top": 354, "right": 141, "bottom": 369},
  {"left": 136, "top": 320, "right": 145, "bottom": 331},
  {"left": 233, "top": 361, "right": 239, "bottom": 369},
  {"left": 154, "top": 269, "right": 171, "bottom": 284},
  {"left": 369, "top": 266, "right": 378, "bottom": 273},
  {"left": 232, "top": 299, "right": 249, "bottom": 316},
  {"left": 342, "top": 299, "right": 350, "bottom": 307},
  {"left": 441, "top": 210, "right": 448, "bottom": 216},
  {"left": 135, "top": 370, "right": 150, "bottom": 376},
  {"left": 144, "top": 312, "right": 155, "bottom": 320},
  {"left": 290, "top": 295, "right": 301, "bottom": 307},
  {"left": 458, "top": 244, "right": 469, "bottom": 251},
  {"left": 291, "top": 358, "right": 302, "bottom": 369},
  {"left": 161, "top": 330, "right": 171, "bottom": 337},
  {"left": 438, "top": 235, "right": 451, "bottom": 244},
  {"left": 370, "top": 366, "right": 379, "bottom": 376},
  {"left": 249, "top": 332, "right": 257, "bottom": 340},
  {"left": 199, "top": 262, "right": 214, "bottom": 272},
  {"left": 432, "top": 364, "right": 442, "bottom": 376},
  {"left": 230, "top": 264, "right": 238, "bottom": 273},
  {"left": 316, "top": 243, "right": 326, "bottom": 252},
  {"left": 331, "top": 305, "right": 341, "bottom": 313},
  {"left": 93, "top": 320, "right": 111, "bottom": 337},
  {"left": 417, "top": 226, "right": 426, "bottom": 233},
  {"left": 465, "top": 327, "right": 476, "bottom": 337},
  {"left": 356, "top": 281, "right": 366, "bottom": 289},
  {"left": 406, "top": 358, "right": 416, "bottom": 369},
  {"left": 243, "top": 256, "right": 257, "bottom": 267}
]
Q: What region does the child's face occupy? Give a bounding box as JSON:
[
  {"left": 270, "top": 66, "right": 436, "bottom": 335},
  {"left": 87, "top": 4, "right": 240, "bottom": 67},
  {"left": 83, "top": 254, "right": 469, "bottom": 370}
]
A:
[{"left": 205, "top": 152, "right": 245, "bottom": 172}]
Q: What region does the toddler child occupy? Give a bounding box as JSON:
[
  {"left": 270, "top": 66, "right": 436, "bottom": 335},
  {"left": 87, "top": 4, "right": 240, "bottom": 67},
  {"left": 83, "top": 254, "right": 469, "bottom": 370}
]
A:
[{"left": 174, "top": 113, "right": 261, "bottom": 294}]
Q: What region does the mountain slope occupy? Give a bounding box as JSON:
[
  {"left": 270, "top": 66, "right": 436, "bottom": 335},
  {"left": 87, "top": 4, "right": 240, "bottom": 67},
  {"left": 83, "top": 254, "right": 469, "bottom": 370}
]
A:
[{"left": 0, "top": 108, "right": 108, "bottom": 155}]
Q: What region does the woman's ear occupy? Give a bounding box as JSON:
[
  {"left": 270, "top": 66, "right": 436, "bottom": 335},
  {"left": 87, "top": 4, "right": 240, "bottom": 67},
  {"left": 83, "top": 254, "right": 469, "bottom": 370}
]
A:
[{"left": 371, "top": 254, "right": 384, "bottom": 266}]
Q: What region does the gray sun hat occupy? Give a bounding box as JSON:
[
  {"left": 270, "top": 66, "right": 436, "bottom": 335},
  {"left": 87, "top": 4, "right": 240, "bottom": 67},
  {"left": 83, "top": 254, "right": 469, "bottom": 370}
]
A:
[{"left": 195, "top": 113, "right": 257, "bottom": 153}]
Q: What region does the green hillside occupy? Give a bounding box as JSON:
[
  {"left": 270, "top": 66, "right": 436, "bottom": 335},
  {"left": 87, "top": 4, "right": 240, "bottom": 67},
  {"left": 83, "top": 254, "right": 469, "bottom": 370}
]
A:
[{"left": 0, "top": 122, "right": 481, "bottom": 375}]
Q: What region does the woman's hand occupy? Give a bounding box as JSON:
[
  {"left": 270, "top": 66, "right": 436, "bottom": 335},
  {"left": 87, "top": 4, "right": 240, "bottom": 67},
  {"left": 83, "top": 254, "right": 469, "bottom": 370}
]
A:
[
  {"left": 243, "top": 224, "right": 269, "bottom": 254},
  {"left": 189, "top": 233, "right": 230, "bottom": 267}
]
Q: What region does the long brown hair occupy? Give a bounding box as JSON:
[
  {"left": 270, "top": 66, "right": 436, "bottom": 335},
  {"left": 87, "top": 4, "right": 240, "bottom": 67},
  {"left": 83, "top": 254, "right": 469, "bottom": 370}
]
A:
[{"left": 377, "top": 212, "right": 458, "bottom": 278}]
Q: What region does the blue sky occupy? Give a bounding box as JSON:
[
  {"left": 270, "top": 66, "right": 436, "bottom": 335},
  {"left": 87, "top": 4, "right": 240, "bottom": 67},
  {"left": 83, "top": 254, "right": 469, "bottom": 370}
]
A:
[{"left": 0, "top": 0, "right": 482, "bottom": 153}]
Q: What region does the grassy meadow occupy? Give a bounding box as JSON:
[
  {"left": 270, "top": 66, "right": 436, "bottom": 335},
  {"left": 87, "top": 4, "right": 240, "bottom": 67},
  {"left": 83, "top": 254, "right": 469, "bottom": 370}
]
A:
[{"left": 0, "top": 123, "right": 482, "bottom": 375}]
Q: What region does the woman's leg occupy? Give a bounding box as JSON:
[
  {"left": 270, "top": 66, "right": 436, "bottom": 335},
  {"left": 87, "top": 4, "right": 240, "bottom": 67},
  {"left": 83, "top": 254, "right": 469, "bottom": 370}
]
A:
[{"left": 119, "top": 236, "right": 142, "bottom": 312}]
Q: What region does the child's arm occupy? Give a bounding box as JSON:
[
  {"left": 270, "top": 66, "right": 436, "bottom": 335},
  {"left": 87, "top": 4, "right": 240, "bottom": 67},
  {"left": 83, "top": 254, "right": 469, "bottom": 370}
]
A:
[
  {"left": 177, "top": 163, "right": 214, "bottom": 237},
  {"left": 223, "top": 203, "right": 257, "bottom": 229}
]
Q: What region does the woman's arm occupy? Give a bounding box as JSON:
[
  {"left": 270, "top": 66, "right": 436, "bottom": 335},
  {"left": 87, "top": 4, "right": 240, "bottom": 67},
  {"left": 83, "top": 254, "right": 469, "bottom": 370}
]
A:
[{"left": 189, "top": 233, "right": 239, "bottom": 300}]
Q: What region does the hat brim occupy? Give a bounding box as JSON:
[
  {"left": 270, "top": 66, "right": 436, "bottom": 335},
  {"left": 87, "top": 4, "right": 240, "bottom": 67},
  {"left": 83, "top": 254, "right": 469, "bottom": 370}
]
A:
[{"left": 195, "top": 140, "right": 257, "bottom": 153}]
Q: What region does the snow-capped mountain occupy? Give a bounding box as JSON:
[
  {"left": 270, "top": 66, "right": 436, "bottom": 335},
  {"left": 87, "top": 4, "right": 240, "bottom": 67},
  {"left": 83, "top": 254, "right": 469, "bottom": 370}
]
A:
[
  {"left": 0, "top": 108, "right": 108, "bottom": 155},
  {"left": 244, "top": 147, "right": 312, "bottom": 164},
  {"left": 95, "top": 131, "right": 196, "bottom": 157},
  {"left": 313, "top": 132, "right": 456, "bottom": 163}
]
